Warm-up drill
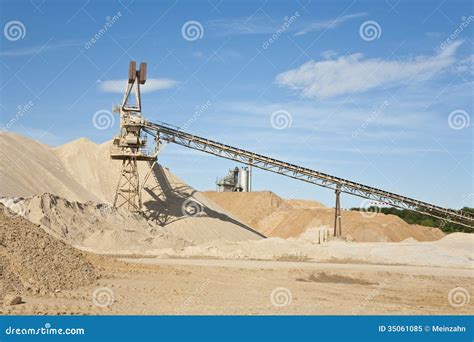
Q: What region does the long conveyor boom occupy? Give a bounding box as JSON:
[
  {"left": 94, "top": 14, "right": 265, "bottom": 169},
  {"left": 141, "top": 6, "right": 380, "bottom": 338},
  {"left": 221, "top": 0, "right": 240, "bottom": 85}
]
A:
[{"left": 142, "top": 120, "right": 474, "bottom": 228}]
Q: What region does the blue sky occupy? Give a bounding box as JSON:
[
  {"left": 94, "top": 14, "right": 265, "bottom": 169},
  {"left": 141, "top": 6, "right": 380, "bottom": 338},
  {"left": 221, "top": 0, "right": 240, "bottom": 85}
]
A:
[{"left": 0, "top": 0, "right": 473, "bottom": 209}]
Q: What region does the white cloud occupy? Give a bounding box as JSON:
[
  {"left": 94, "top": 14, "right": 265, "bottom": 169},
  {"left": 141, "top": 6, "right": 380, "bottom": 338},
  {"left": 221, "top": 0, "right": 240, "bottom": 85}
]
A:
[
  {"left": 98, "top": 78, "right": 178, "bottom": 93},
  {"left": 294, "top": 12, "right": 366, "bottom": 36},
  {"left": 216, "top": 100, "right": 429, "bottom": 131},
  {"left": 208, "top": 12, "right": 365, "bottom": 36},
  {"left": 193, "top": 49, "right": 243, "bottom": 61},
  {"left": 321, "top": 50, "right": 338, "bottom": 59},
  {"left": 0, "top": 39, "right": 83, "bottom": 57},
  {"left": 207, "top": 16, "right": 274, "bottom": 36},
  {"left": 456, "top": 54, "right": 474, "bottom": 75},
  {"left": 275, "top": 41, "right": 463, "bottom": 99}
]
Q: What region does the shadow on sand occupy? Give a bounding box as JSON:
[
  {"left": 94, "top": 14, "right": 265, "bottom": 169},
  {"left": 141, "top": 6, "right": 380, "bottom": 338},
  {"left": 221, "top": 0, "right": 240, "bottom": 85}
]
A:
[{"left": 141, "top": 163, "right": 266, "bottom": 238}]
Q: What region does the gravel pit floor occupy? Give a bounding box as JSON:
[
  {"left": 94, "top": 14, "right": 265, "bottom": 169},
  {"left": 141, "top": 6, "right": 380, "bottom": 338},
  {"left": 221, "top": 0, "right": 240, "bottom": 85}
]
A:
[{"left": 2, "top": 255, "right": 472, "bottom": 315}]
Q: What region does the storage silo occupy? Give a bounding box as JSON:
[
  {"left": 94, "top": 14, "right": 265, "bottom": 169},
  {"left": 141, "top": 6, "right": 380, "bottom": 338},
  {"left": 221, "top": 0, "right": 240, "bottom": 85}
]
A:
[{"left": 238, "top": 167, "right": 250, "bottom": 192}]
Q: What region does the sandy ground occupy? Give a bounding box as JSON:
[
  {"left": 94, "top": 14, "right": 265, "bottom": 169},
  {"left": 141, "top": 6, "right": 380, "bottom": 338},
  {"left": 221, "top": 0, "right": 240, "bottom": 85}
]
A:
[
  {"left": 1, "top": 132, "right": 472, "bottom": 316},
  {"left": 2, "top": 254, "right": 472, "bottom": 315}
]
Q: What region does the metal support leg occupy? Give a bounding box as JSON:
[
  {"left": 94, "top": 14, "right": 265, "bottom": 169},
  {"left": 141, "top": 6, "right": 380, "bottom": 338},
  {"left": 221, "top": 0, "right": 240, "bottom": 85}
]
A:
[
  {"left": 334, "top": 186, "right": 342, "bottom": 237},
  {"left": 113, "top": 158, "right": 141, "bottom": 212},
  {"left": 249, "top": 159, "right": 253, "bottom": 192}
]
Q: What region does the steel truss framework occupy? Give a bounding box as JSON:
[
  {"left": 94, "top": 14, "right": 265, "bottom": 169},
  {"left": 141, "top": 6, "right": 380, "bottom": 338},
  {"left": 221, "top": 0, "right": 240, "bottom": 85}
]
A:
[
  {"left": 141, "top": 121, "right": 474, "bottom": 229},
  {"left": 111, "top": 61, "right": 152, "bottom": 213},
  {"left": 114, "top": 158, "right": 142, "bottom": 211}
]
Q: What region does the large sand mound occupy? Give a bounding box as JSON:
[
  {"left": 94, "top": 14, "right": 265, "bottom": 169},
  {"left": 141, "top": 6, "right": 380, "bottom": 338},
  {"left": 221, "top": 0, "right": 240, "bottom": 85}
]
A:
[
  {"left": 203, "top": 191, "right": 285, "bottom": 229},
  {"left": 0, "top": 132, "right": 98, "bottom": 202},
  {"left": 203, "top": 192, "right": 445, "bottom": 242},
  {"left": 54, "top": 137, "right": 263, "bottom": 243},
  {"left": 53, "top": 138, "right": 117, "bottom": 202},
  {"left": 0, "top": 132, "right": 263, "bottom": 252},
  {"left": 0, "top": 204, "right": 97, "bottom": 297},
  {"left": 0, "top": 131, "right": 445, "bottom": 247},
  {"left": 1, "top": 194, "right": 192, "bottom": 254},
  {"left": 0, "top": 192, "right": 262, "bottom": 254}
]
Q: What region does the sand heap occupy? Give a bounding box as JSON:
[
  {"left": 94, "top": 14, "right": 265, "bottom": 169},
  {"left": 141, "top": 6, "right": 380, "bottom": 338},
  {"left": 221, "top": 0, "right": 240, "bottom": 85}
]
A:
[
  {"left": 203, "top": 191, "right": 285, "bottom": 228},
  {"left": 0, "top": 193, "right": 194, "bottom": 254},
  {"left": 151, "top": 230, "right": 473, "bottom": 269},
  {"left": 54, "top": 137, "right": 263, "bottom": 244},
  {"left": 0, "top": 204, "right": 97, "bottom": 297},
  {"left": 0, "top": 131, "right": 445, "bottom": 246},
  {"left": 0, "top": 132, "right": 98, "bottom": 202},
  {"left": 0, "top": 132, "right": 263, "bottom": 253},
  {"left": 0, "top": 192, "right": 264, "bottom": 255},
  {"left": 203, "top": 191, "right": 445, "bottom": 242}
]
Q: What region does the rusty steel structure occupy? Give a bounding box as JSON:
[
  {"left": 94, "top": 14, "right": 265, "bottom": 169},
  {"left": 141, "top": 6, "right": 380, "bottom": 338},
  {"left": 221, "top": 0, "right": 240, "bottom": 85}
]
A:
[
  {"left": 111, "top": 61, "right": 156, "bottom": 212},
  {"left": 110, "top": 61, "right": 474, "bottom": 231}
]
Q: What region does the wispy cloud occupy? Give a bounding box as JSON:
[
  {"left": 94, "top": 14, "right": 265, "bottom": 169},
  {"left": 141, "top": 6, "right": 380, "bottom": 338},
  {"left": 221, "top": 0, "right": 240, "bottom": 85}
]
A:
[
  {"left": 207, "top": 12, "right": 366, "bottom": 37},
  {"left": 276, "top": 41, "right": 463, "bottom": 99},
  {"left": 202, "top": 99, "right": 465, "bottom": 160},
  {"left": 98, "top": 78, "right": 178, "bottom": 93},
  {"left": 0, "top": 40, "right": 83, "bottom": 57},
  {"left": 294, "top": 12, "right": 366, "bottom": 36},
  {"left": 207, "top": 16, "right": 275, "bottom": 36},
  {"left": 193, "top": 49, "right": 243, "bottom": 61},
  {"left": 456, "top": 54, "right": 474, "bottom": 75},
  {"left": 215, "top": 100, "right": 430, "bottom": 131}
]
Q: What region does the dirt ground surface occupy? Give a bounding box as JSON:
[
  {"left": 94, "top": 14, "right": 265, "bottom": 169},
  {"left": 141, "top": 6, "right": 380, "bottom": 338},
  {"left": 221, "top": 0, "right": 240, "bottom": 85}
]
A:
[
  {"left": 2, "top": 254, "right": 472, "bottom": 315},
  {"left": 1, "top": 133, "right": 472, "bottom": 316}
]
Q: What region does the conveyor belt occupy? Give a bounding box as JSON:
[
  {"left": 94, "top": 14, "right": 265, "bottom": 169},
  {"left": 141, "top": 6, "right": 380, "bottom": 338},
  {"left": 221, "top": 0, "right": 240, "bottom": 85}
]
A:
[{"left": 142, "top": 120, "right": 474, "bottom": 228}]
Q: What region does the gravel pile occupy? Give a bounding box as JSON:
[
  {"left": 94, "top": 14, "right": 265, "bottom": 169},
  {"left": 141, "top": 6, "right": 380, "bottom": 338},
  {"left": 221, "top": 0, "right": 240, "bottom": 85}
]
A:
[{"left": 0, "top": 204, "right": 97, "bottom": 298}]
